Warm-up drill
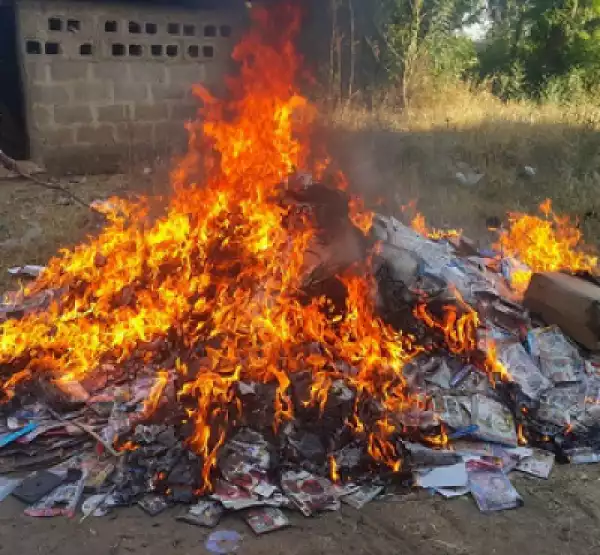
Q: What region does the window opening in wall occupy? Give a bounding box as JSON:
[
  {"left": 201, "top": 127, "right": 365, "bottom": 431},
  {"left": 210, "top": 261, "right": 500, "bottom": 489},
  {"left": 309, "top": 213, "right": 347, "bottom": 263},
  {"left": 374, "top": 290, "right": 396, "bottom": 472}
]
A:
[
  {"left": 129, "top": 21, "right": 141, "bottom": 34},
  {"left": 183, "top": 24, "right": 195, "bottom": 36},
  {"left": 45, "top": 42, "right": 60, "bottom": 55},
  {"left": 151, "top": 44, "right": 163, "bottom": 56},
  {"left": 188, "top": 45, "right": 199, "bottom": 58},
  {"left": 145, "top": 22, "right": 157, "bottom": 34},
  {"left": 80, "top": 43, "right": 93, "bottom": 56},
  {"left": 220, "top": 25, "right": 232, "bottom": 38},
  {"left": 67, "top": 19, "right": 80, "bottom": 32},
  {"left": 204, "top": 25, "right": 216, "bottom": 37},
  {"left": 48, "top": 17, "right": 62, "bottom": 31},
  {"left": 203, "top": 45, "right": 214, "bottom": 58},
  {"left": 167, "top": 23, "right": 180, "bottom": 35},
  {"left": 112, "top": 43, "right": 125, "bottom": 56},
  {"left": 105, "top": 20, "right": 118, "bottom": 32},
  {"left": 166, "top": 44, "right": 178, "bottom": 57},
  {"left": 25, "top": 40, "right": 41, "bottom": 54},
  {"left": 129, "top": 44, "right": 142, "bottom": 56}
]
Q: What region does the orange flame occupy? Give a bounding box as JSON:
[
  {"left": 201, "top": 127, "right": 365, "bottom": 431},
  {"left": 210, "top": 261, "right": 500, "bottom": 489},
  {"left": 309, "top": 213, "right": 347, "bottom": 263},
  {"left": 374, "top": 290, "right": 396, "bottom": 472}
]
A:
[
  {"left": 0, "top": 5, "right": 422, "bottom": 489},
  {"left": 349, "top": 197, "right": 374, "bottom": 235},
  {"left": 497, "top": 199, "right": 597, "bottom": 291},
  {"left": 411, "top": 213, "right": 461, "bottom": 241},
  {"left": 413, "top": 288, "right": 479, "bottom": 355},
  {"left": 329, "top": 454, "right": 340, "bottom": 483},
  {"left": 517, "top": 423, "right": 527, "bottom": 445},
  {"left": 142, "top": 370, "right": 169, "bottom": 417}
]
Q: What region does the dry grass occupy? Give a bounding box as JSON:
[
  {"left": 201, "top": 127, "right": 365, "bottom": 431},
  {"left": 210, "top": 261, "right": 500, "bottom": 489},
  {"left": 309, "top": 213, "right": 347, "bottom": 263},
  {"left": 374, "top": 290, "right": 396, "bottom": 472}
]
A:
[
  {"left": 0, "top": 175, "right": 129, "bottom": 291},
  {"left": 326, "top": 81, "right": 600, "bottom": 248}
]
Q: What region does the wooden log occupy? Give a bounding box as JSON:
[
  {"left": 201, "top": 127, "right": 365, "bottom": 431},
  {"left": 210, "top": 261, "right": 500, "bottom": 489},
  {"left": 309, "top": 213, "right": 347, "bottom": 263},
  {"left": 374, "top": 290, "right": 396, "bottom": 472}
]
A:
[{"left": 524, "top": 272, "right": 600, "bottom": 351}]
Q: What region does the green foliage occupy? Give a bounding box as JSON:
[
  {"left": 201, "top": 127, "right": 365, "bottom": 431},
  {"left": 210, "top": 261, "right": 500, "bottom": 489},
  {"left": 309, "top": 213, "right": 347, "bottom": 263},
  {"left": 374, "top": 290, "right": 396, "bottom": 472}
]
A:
[
  {"left": 374, "top": 0, "right": 480, "bottom": 103},
  {"left": 362, "top": 0, "right": 600, "bottom": 103},
  {"left": 478, "top": 0, "right": 600, "bottom": 100}
]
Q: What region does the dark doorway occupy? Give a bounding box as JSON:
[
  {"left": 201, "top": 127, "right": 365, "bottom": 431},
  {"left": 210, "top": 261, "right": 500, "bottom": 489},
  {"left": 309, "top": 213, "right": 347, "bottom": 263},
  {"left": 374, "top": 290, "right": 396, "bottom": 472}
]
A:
[{"left": 0, "top": 1, "right": 29, "bottom": 159}]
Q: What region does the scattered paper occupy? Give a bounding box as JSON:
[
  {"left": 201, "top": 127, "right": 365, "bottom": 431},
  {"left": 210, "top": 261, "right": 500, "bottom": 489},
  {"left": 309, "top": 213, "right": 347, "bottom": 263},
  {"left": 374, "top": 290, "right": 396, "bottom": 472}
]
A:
[
  {"left": 416, "top": 462, "right": 468, "bottom": 489},
  {"left": 245, "top": 507, "right": 290, "bottom": 534},
  {"left": 281, "top": 470, "right": 340, "bottom": 516},
  {"left": 0, "top": 476, "right": 22, "bottom": 503},
  {"left": 468, "top": 464, "right": 522, "bottom": 512},
  {"left": 25, "top": 470, "right": 87, "bottom": 517},
  {"left": 8, "top": 265, "right": 45, "bottom": 278},
  {"left": 434, "top": 485, "right": 470, "bottom": 498},
  {"left": 471, "top": 394, "right": 517, "bottom": 446},
  {"left": 177, "top": 500, "right": 223, "bottom": 527},
  {"left": 341, "top": 484, "right": 383, "bottom": 509},
  {"left": 138, "top": 494, "right": 169, "bottom": 516},
  {"left": 516, "top": 449, "right": 554, "bottom": 479}
]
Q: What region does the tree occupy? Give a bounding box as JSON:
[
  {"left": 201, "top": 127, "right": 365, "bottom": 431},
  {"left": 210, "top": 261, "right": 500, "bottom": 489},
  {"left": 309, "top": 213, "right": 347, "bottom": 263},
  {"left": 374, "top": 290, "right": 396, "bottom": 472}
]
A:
[
  {"left": 376, "top": 0, "right": 481, "bottom": 104},
  {"left": 479, "top": 0, "right": 600, "bottom": 99}
]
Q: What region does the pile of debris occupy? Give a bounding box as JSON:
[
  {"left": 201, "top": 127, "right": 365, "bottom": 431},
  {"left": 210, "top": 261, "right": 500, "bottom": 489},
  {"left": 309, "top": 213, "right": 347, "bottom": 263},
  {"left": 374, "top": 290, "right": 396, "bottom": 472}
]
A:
[
  {"left": 1, "top": 5, "right": 600, "bottom": 537},
  {"left": 1, "top": 181, "right": 600, "bottom": 534}
]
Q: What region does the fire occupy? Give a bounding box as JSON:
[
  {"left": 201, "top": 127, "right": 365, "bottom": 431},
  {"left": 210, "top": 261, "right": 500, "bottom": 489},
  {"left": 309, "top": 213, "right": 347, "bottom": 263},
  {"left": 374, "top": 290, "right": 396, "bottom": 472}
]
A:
[
  {"left": 0, "top": 5, "right": 424, "bottom": 489},
  {"left": 411, "top": 213, "right": 461, "bottom": 241},
  {"left": 328, "top": 454, "right": 340, "bottom": 483},
  {"left": 517, "top": 423, "right": 527, "bottom": 445},
  {"left": 142, "top": 370, "right": 169, "bottom": 417},
  {"left": 348, "top": 197, "right": 374, "bottom": 235},
  {"left": 0, "top": 4, "right": 544, "bottom": 493},
  {"left": 497, "top": 199, "right": 597, "bottom": 291},
  {"left": 413, "top": 288, "right": 479, "bottom": 355}
]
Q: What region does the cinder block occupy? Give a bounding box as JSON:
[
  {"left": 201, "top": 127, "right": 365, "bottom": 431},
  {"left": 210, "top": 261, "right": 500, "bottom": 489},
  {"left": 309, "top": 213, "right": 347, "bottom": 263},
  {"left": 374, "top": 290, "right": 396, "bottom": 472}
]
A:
[
  {"left": 50, "top": 61, "right": 91, "bottom": 82},
  {"left": 97, "top": 104, "right": 132, "bottom": 123},
  {"left": 169, "top": 102, "right": 198, "bottom": 121},
  {"left": 93, "top": 62, "right": 131, "bottom": 82},
  {"left": 150, "top": 84, "right": 187, "bottom": 102},
  {"left": 38, "top": 127, "right": 76, "bottom": 146},
  {"left": 24, "top": 61, "right": 49, "bottom": 84},
  {"left": 73, "top": 81, "right": 112, "bottom": 103},
  {"left": 115, "top": 122, "right": 154, "bottom": 144},
  {"left": 134, "top": 103, "right": 168, "bottom": 121},
  {"left": 130, "top": 64, "right": 168, "bottom": 84},
  {"left": 169, "top": 63, "right": 206, "bottom": 85},
  {"left": 114, "top": 82, "right": 149, "bottom": 102},
  {"left": 31, "top": 105, "right": 53, "bottom": 128},
  {"left": 29, "top": 84, "right": 70, "bottom": 105},
  {"left": 77, "top": 124, "right": 117, "bottom": 145},
  {"left": 54, "top": 105, "right": 94, "bottom": 125},
  {"left": 153, "top": 121, "right": 188, "bottom": 145}
]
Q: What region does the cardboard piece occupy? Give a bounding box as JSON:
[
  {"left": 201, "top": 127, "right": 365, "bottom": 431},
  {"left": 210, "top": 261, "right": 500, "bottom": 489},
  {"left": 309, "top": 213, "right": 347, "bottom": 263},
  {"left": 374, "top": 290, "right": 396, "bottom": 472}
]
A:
[{"left": 524, "top": 273, "right": 600, "bottom": 351}]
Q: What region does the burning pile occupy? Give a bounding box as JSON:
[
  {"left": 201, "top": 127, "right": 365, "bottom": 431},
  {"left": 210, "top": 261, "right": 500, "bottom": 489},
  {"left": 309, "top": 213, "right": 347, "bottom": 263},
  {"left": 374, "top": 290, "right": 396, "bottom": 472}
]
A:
[{"left": 0, "top": 5, "right": 600, "bottom": 526}]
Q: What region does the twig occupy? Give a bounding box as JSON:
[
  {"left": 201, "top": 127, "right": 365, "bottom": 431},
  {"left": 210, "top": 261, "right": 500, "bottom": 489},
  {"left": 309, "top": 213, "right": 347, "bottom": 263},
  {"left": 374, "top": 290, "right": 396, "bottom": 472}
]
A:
[
  {"left": 0, "top": 150, "right": 99, "bottom": 212},
  {"left": 79, "top": 485, "right": 116, "bottom": 524},
  {"left": 46, "top": 407, "right": 124, "bottom": 458}
]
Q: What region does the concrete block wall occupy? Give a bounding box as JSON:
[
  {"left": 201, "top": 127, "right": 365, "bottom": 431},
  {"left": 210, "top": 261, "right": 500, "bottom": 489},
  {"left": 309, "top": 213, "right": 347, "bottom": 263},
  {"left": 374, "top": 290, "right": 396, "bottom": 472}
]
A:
[{"left": 16, "top": 0, "right": 242, "bottom": 173}]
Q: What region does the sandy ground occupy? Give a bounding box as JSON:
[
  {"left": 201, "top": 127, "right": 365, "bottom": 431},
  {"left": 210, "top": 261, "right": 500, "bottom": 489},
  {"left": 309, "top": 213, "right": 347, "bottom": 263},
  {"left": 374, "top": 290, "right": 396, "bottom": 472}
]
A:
[{"left": 1, "top": 174, "right": 600, "bottom": 553}]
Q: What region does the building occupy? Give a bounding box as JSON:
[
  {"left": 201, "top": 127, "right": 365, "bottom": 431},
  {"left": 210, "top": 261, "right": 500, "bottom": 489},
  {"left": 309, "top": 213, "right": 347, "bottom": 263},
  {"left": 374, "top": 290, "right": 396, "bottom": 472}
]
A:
[{"left": 0, "top": 0, "right": 244, "bottom": 173}]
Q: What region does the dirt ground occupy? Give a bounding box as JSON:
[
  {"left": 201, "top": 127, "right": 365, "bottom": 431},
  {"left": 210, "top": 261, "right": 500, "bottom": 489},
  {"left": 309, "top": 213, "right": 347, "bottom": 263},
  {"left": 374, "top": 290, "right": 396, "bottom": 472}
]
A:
[
  {"left": 0, "top": 464, "right": 599, "bottom": 555},
  {"left": 1, "top": 174, "right": 600, "bottom": 553}
]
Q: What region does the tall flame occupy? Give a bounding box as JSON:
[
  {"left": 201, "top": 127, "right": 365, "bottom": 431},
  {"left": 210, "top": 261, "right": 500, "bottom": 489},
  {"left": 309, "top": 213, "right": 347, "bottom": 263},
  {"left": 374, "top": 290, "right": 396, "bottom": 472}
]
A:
[{"left": 0, "top": 6, "right": 422, "bottom": 488}]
